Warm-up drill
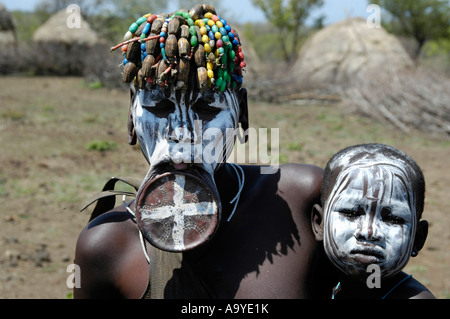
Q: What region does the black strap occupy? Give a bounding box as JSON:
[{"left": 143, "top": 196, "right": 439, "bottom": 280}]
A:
[{"left": 80, "top": 176, "right": 141, "bottom": 221}]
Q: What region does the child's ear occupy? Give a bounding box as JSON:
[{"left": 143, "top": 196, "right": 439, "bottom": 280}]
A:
[
  {"left": 412, "top": 220, "right": 428, "bottom": 257},
  {"left": 311, "top": 204, "right": 324, "bottom": 241}
]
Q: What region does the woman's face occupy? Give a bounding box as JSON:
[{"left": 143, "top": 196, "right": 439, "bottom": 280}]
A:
[
  {"left": 323, "top": 163, "right": 417, "bottom": 279},
  {"left": 133, "top": 87, "right": 240, "bottom": 177}
]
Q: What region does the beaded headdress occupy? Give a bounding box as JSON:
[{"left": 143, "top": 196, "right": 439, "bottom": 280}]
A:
[{"left": 111, "top": 4, "right": 246, "bottom": 92}]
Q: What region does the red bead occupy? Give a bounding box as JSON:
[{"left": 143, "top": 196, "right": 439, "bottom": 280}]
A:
[{"left": 147, "top": 14, "right": 157, "bottom": 23}]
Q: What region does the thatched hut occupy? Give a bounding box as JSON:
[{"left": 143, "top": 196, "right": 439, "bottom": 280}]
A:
[
  {"left": 291, "top": 18, "right": 450, "bottom": 135},
  {"left": 292, "top": 18, "right": 414, "bottom": 87},
  {"left": 32, "top": 8, "right": 98, "bottom": 75},
  {"left": 0, "top": 1, "right": 16, "bottom": 46},
  {"left": 0, "top": 2, "right": 20, "bottom": 74}
]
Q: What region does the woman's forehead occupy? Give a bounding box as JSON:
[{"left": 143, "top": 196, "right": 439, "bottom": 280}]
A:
[{"left": 137, "top": 87, "right": 239, "bottom": 108}]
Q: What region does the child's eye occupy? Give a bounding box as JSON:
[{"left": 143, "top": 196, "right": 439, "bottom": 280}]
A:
[
  {"left": 384, "top": 214, "right": 405, "bottom": 225},
  {"left": 381, "top": 207, "right": 405, "bottom": 225},
  {"left": 339, "top": 208, "right": 363, "bottom": 219}
]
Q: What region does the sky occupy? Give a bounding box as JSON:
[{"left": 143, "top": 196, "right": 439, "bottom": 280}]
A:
[{"left": 2, "top": 0, "right": 370, "bottom": 25}]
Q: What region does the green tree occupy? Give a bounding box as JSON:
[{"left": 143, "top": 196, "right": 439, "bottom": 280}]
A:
[
  {"left": 371, "top": 0, "right": 450, "bottom": 58},
  {"left": 252, "top": 0, "right": 324, "bottom": 62}
]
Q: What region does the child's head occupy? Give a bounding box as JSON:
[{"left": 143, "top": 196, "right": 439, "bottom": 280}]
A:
[{"left": 312, "top": 143, "right": 428, "bottom": 281}]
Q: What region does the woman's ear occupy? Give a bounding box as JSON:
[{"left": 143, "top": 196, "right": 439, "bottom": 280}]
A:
[
  {"left": 238, "top": 87, "right": 249, "bottom": 143},
  {"left": 412, "top": 220, "right": 428, "bottom": 257},
  {"left": 311, "top": 204, "right": 324, "bottom": 241},
  {"left": 128, "top": 84, "right": 137, "bottom": 145}
]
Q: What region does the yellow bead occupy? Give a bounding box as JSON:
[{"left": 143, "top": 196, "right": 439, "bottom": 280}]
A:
[
  {"left": 202, "top": 34, "right": 209, "bottom": 44},
  {"left": 207, "top": 61, "right": 214, "bottom": 70},
  {"left": 215, "top": 32, "right": 222, "bottom": 40},
  {"left": 216, "top": 21, "right": 223, "bottom": 28},
  {"left": 207, "top": 69, "right": 214, "bottom": 79},
  {"left": 207, "top": 19, "right": 215, "bottom": 27},
  {"left": 200, "top": 26, "right": 207, "bottom": 35},
  {"left": 204, "top": 12, "right": 213, "bottom": 18},
  {"left": 144, "top": 13, "right": 152, "bottom": 18},
  {"left": 204, "top": 43, "right": 212, "bottom": 53},
  {"left": 195, "top": 19, "right": 205, "bottom": 27}
]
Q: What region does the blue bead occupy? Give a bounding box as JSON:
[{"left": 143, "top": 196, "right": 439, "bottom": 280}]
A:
[
  {"left": 220, "top": 27, "right": 227, "bottom": 35},
  {"left": 228, "top": 32, "right": 235, "bottom": 40},
  {"left": 220, "top": 18, "right": 227, "bottom": 25},
  {"left": 208, "top": 31, "right": 214, "bottom": 40},
  {"left": 225, "top": 25, "right": 231, "bottom": 32},
  {"left": 160, "top": 43, "right": 164, "bottom": 48},
  {"left": 143, "top": 22, "right": 151, "bottom": 35},
  {"left": 232, "top": 38, "right": 239, "bottom": 46},
  {"left": 141, "top": 43, "right": 146, "bottom": 51},
  {"left": 160, "top": 31, "right": 166, "bottom": 37},
  {"left": 123, "top": 58, "right": 128, "bottom": 66}
]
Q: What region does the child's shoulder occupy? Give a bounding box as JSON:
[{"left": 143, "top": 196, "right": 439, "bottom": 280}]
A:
[{"left": 388, "top": 272, "right": 435, "bottom": 299}]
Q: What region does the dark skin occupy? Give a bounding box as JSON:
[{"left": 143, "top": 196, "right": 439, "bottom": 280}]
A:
[
  {"left": 74, "top": 87, "right": 331, "bottom": 299},
  {"left": 311, "top": 169, "right": 435, "bottom": 299}
]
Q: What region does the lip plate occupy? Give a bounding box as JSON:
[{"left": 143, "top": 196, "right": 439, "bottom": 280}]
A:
[{"left": 135, "top": 170, "right": 220, "bottom": 252}]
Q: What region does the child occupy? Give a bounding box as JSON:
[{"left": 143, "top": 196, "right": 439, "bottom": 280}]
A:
[{"left": 312, "top": 143, "right": 435, "bottom": 299}]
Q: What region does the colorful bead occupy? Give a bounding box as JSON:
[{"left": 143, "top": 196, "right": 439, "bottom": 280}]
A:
[
  {"left": 129, "top": 22, "right": 138, "bottom": 33},
  {"left": 115, "top": 6, "right": 246, "bottom": 90}
]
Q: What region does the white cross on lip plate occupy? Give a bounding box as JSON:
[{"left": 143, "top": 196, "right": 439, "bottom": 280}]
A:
[{"left": 135, "top": 172, "right": 220, "bottom": 252}]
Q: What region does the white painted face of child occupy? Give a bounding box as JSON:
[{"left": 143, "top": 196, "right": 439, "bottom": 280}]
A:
[{"left": 323, "top": 163, "right": 417, "bottom": 279}]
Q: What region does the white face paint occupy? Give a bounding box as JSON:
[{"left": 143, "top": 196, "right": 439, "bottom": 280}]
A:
[
  {"left": 323, "top": 158, "right": 417, "bottom": 279},
  {"left": 133, "top": 87, "right": 240, "bottom": 178}
]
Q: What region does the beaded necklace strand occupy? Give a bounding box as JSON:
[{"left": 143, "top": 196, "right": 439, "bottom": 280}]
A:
[{"left": 111, "top": 9, "right": 246, "bottom": 92}]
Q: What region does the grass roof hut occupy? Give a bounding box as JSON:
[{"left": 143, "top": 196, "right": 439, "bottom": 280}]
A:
[
  {"left": 291, "top": 18, "right": 450, "bottom": 135},
  {"left": 32, "top": 8, "right": 98, "bottom": 75}
]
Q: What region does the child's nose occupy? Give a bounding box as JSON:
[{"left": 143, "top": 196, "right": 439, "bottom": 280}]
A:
[{"left": 356, "top": 214, "right": 382, "bottom": 242}]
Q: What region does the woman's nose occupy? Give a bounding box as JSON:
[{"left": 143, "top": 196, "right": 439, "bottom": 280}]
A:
[{"left": 165, "top": 110, "right": 196, "bottom": 143}]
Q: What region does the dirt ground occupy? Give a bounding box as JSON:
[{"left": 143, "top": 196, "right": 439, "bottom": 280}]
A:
[{"left": 0, "top": 76, "right": 448, "bottom": 298}]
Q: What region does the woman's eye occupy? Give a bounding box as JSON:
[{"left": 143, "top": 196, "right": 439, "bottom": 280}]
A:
[
  {"left": 192, "top": 100, "right": 221, "bottom": 120},
  {"left": 144, "top": 99, "right": 175, "bottom": 117}
]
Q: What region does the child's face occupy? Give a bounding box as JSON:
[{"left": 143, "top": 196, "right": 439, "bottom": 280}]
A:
[{"left": 323, "top": 163, "right": 417, "bottom": 279}]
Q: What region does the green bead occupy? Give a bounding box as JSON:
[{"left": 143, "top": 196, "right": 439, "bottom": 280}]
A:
[
  {"left": 187, "top": 18, "right": 194, "bottom": 26},
  {"left": 129, "top": 22, "right": 139, "bottom": 33},
  {"left": 217, "top": 68, "right": 223, "bottom": 78},
  {"left": 223, "top": 70, "right": 230, "bottom": 83},
  {"left": 190, "top": 35, "right": 198, "bottom": 47},
  {"left": 219, "top": 79, "right": 226, "bottom": 92},
  {"left": 183, "top": 12, "right": 190, "bottom": 20},
  {"left": 228, "top": 50, "right": 235, "bottom": 60},
  {"left": 136, "top": 16, "right": 147, "bottom": 25},
  {"left": 189, "top": 26, "right": 197, "bottom": 36},
  {"left": 215, "top": 76, "right": 223, "bottom": 88},
  {"left": 221, "top": 53, "right": 227, "bottom": 64}
]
